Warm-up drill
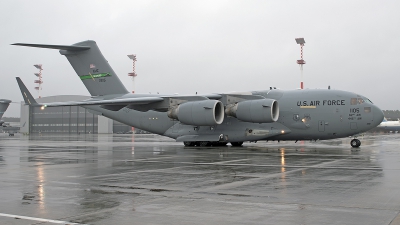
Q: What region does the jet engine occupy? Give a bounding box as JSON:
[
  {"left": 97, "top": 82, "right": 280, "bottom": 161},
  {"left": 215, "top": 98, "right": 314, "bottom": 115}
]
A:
[
  {"left": 225, "top": 99, "right": 279, "bottom": 123},
  {"left": 168, "top": 100, "right": 225, "bottom": 126}
]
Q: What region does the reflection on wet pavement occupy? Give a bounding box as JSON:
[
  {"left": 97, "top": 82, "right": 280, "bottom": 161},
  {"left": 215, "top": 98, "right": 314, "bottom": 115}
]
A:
[{"left": 0, "top": 133, "right": 400, "bottom": 224}]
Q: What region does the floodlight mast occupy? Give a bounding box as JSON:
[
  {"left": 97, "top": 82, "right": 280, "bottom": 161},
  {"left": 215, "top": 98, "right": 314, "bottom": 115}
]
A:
[
  {"left": 295, "top": 38, "right": 306, "bottom": 89},
  {"left": 127, "top": 54, "right": 138, "bottom": 133},
  {"left": 33, "top": 64, "right": 43, "bottom": 98},
  {"left": 127, "top": 54, "right": 137, "bottom": 94}
]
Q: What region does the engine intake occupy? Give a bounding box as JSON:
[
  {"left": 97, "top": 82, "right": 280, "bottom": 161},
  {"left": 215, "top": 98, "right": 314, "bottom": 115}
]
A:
[
  {"left": 168, "top": 100, "right": 224, "bottom": 126},
  {"left": 225, "top": 99, "right": 279, "bottom": 123}
]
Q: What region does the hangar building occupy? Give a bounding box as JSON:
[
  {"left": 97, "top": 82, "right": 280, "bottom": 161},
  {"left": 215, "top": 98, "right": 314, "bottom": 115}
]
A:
[{"left": 20, "top": 95, "right": 131, "bottom": 134}]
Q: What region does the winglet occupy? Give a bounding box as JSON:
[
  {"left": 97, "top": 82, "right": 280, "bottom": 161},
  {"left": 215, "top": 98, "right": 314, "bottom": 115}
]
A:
[{"left": 16, "top": 77, "right": 39, "bottom": 106}]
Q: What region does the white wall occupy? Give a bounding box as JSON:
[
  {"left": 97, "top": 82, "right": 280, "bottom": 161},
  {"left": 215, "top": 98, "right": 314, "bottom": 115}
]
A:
[
  {"left": 98, "top": 115, "right": 113, "bottom": 134},
  {"left": 20, "top": 103, "right": 29, "bottom": 134}
]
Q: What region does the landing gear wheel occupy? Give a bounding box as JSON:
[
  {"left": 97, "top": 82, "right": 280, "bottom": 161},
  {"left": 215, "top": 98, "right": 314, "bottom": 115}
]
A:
[
  {"left": 212, "top": 142, "right": 228, "bottom": 146},
  {"left": 230, "top": 142, "right": 244, "bottom": 147},
  {"left": 350, "top": 139, "right": 361, "bottom": 148},
  {"left": 199, "top": 141, "right": 211, "bottom": 147},
  {"left": 183, "top": 141, "right": 195, "bottom": 147}
]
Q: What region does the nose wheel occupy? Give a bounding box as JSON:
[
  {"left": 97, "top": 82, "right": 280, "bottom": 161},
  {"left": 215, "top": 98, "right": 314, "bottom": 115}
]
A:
[{"left": 350, "top": 139, "right": 361, "bottom": 148}]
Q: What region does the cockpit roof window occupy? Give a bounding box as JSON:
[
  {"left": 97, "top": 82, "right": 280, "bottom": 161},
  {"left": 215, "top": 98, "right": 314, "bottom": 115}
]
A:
[{"left": 365, "top": 98, "right": 373, "bottom": 104}]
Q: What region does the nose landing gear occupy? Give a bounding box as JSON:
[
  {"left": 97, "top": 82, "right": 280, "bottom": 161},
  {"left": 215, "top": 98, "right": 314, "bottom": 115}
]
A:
[{"left": 350, "top": 139, "right": 361, "bottom": 148}]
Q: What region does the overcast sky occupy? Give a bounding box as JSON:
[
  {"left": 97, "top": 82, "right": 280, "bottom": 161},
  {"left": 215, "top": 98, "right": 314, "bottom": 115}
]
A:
[{"left": 1, "top": 0, "right": 399, "bottom": 116}]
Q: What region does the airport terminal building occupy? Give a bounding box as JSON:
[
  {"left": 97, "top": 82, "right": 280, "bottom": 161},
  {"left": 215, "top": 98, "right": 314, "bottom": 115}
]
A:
[{"left": 20, "top": 95, "right": 132, "bottom": 134}]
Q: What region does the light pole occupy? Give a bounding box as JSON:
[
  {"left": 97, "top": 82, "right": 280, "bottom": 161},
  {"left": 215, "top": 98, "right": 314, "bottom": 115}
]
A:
[
  {"left": 33, "top": 64, "right": 43, "bottom": 98},
  {"left": 295, "top": 38, "right": 306, "bottom": 89},
  {"left": 127, "top": 54, "right": 137, "bottom": 94}
]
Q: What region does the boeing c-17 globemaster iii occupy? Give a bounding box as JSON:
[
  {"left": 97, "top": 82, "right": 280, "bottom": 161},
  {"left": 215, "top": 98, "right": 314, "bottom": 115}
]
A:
[{"left": 13, "top": 40, "right": 384, "bottom": 148}]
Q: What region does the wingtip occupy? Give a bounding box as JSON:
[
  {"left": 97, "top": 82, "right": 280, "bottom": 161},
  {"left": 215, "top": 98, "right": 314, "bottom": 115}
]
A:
[{"left": 15, "top": 77, "right": 38, "bottom": 106}]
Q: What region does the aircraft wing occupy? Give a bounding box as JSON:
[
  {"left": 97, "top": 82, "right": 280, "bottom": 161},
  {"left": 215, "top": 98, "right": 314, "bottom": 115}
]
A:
[
  {"left": 40, "top": 97, "right": 164, "bottom": 107},
  {"left": 16, "top": 77, "right": 210, "bottom": 111},
  {"left": 17, "top": 77, "right": 164, "bottom": 107},
  {"left": 17, "top": 77, "right": 254, "bottom": 112}
]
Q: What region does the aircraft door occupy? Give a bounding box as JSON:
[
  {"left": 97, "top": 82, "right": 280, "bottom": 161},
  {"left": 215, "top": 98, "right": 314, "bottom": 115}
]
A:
[{"left": 318, "top": 120, "right": 325, "bottom": 132}]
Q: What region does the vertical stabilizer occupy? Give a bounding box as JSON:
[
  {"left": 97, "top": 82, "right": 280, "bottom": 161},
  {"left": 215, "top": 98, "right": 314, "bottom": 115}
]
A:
[
  {"left": 12, "top": 40, "right": 129, "bottom": 96},
  {"left": 0, "top": 99, "right": 11, "bottom": 120},
  {"left": 60, "top": 40, "right": 128, "bottom": 96}
]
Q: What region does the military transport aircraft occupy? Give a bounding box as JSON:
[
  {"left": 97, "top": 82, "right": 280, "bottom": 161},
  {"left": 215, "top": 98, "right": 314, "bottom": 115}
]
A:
[
  {"left": 0, "top": 99, "right": 11, "bottom": 127},
  {"left": 13, "top": 40, "right": 384, "bottom": 148}
]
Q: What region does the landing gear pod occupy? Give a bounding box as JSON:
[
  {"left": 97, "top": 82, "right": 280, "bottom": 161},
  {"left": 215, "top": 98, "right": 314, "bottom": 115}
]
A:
[
  {"left": 225, "top": 99, "right": 279, "bottom": 123},
  {"left": 168, "top": 100, "right": 225, "bottom": 126}
]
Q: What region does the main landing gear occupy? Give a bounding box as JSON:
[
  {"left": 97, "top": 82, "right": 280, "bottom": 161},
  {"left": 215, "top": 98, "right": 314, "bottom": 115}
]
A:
[
  {"left": 183, "top": 141, "right": 242, "bottom": 147},
  {"left": 230, "top": 142, "right": 243, "bottom": 147},
  {"left": 350, "top": 139, "right": 361, "bottom": 148}
]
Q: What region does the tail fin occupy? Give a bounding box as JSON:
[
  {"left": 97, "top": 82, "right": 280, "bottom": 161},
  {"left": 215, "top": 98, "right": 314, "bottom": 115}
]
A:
[
  {"left": 12, "top": 40, "right": 129, "bottom": 96},
  {"left": 0, "top": 99, "right": 11, "bottom": 120},
  {"left": 16, "top": 77, "right": 39, "bottom": 106}
]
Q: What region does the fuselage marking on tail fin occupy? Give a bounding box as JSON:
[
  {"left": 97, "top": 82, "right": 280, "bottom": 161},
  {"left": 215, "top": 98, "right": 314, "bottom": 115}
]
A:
[{"left": 79, "top": 73, "right": 111, "bottom": 80}]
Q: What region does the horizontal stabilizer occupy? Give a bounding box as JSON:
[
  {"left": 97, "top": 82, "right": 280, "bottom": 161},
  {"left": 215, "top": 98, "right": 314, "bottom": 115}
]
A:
[
  {"left": 12, "top": 43, "right": 90, "bottom": 51},
  {"left": 0, "top": 99, "right": 11, "bottom": 104}
]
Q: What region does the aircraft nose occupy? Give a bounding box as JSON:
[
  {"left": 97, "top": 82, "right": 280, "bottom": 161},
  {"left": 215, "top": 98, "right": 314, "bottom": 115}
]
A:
[{"left": 373, "top": 105, "right": 384, "bottom": 127}]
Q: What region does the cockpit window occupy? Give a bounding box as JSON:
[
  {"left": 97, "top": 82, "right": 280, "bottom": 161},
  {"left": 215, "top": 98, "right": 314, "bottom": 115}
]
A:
[
  {"left": 364, "top": 98, "right": 373, "bottom": 104},
  {"left": 351, "top": 98, "right": 357, "bottom": 105},
  {"left": 351, "top": 98, "right": 368, "bottom": 105}
]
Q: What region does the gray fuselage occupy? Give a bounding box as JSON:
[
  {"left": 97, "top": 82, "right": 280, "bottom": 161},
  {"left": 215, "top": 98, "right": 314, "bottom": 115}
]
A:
[{"left": 84, "top": 88, "right": 384, "bottom": 142}]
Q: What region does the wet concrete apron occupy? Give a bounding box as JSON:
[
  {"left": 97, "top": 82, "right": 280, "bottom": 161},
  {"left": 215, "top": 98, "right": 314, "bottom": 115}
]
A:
[{"left": 0, "top": 133, "right": 399, "bottom": 225}]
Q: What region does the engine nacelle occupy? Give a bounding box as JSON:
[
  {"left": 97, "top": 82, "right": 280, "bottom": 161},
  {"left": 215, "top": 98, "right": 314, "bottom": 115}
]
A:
[
  {"left": 168, "top": 100, "right": 225, "bottom": 126},
  {"left": 225, "top": 99, "right": 279, "bottom": 123}
]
